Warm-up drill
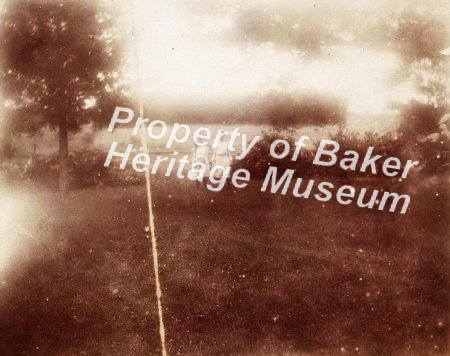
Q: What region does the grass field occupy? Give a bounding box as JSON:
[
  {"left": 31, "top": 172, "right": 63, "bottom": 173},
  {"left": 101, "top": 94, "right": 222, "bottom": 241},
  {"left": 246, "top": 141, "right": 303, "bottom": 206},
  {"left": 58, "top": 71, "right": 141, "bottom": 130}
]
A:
[{"left": 0, "top": 173, "right": 448, "bottom": 355}]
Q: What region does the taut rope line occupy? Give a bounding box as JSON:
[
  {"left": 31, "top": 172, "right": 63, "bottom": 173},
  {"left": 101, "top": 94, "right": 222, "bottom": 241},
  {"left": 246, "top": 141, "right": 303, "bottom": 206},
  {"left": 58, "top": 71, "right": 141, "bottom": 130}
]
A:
[{"left": 130, "top": 2, "right": 168, "bottom": 355}]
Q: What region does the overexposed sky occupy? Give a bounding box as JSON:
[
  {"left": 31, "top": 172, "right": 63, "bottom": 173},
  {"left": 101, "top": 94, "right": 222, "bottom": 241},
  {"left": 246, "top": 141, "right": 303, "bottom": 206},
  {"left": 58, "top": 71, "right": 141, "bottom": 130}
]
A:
[{"left": 124, "top": 0, "right": 449, "bottom": 132}]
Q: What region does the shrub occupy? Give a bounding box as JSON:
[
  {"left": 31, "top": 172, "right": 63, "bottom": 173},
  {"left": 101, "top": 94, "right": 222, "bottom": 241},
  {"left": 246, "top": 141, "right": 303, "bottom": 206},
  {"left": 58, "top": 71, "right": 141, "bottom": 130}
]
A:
[
  {"left": 234, "top": 127, "right": 409, "bottom": 180},
  {"left": 21, "top": 148, "right": 145, "bottom": 188},
  {"left": 233, "top": 128, "right": 299, "bottom": 178}
]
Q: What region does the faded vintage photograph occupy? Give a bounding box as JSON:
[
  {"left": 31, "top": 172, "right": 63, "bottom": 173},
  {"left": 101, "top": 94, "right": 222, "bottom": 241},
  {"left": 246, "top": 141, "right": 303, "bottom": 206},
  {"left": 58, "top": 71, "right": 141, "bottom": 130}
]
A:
[{"left": 0, "top": 0, "right": 449, "bottom": 355}]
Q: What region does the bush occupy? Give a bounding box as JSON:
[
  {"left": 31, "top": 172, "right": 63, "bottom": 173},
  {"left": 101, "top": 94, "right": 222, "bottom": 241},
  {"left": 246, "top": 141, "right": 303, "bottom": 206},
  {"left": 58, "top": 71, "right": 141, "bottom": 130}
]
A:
[
  {"left": 233, "top": 128, "right": 299, "bottom": 178},
  {"left": 234, "top": 127, "right": 409, "bottom": 180},
  {"left": 21, "top": 148, "right": 145, "bottom": 188}
]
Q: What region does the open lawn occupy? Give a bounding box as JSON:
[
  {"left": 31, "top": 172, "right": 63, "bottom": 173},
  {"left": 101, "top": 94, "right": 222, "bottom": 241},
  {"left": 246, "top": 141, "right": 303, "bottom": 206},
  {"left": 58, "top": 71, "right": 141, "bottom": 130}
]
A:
[{"left": 0, "top": 175, "right": 448, "bottom": 355}]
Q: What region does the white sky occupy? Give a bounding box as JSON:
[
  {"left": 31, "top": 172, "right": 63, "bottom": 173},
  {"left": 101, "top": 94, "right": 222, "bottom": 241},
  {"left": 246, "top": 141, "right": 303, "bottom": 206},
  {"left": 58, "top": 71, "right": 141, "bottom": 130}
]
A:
[{"left": 124, "top": 0, "right": 449, "bottom": 132}]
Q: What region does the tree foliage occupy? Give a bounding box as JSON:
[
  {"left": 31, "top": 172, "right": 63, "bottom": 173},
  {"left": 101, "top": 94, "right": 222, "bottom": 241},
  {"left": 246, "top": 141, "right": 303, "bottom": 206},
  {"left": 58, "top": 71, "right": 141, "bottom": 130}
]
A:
[
  {"left": 0, "top": 0, "right": 126, "bottom": 133},
  {"left": 0, "top": 0, "right": 126, "bottom": 191}
]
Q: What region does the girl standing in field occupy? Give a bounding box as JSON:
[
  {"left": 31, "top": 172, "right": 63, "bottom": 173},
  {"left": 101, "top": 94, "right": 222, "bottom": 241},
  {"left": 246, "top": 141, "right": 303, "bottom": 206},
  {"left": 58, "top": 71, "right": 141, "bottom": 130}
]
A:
[
  {"left": 190, "top": 137, "right": 211, "bottom": 188},
  {"left": 212, "top": 136, "right": 233, "bottom": 188}
]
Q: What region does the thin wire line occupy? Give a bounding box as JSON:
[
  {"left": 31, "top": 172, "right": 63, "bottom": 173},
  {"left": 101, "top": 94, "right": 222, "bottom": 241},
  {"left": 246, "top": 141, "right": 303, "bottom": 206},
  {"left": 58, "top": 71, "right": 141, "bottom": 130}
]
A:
[{"left": 130, "top": 2, "right": 167, "bottom": 355}]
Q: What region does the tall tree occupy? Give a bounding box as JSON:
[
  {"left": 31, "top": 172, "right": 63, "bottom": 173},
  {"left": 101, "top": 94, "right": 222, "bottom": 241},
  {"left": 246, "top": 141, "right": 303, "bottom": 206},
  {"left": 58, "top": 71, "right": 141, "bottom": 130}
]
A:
[{"left": 0, "top": 0, "right": 125, "bottom": 192}]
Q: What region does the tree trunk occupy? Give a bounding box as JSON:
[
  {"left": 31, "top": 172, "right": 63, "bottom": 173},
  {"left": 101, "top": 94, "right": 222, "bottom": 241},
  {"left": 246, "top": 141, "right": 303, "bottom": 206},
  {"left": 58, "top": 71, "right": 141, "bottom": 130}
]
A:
[
  {"left": 59, "top": 115, "right": 70, "bottom": 195},
  {"left": 0, "top": 131, "right": 14, "bottom": 159}
]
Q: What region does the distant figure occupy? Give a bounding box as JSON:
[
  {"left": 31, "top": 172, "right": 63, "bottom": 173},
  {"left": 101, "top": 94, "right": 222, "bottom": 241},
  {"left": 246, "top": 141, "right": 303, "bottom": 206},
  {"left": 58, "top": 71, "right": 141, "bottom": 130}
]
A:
[
  {"left": 190, "top": 137, "right": 211, "bottom": 188},
  {"left": 212, "top": 137, "right": 233, "bottom": 188}
]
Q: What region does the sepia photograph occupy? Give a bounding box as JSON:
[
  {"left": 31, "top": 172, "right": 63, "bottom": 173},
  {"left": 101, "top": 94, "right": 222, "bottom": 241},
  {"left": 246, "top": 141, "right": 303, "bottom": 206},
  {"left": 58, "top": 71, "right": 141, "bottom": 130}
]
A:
[{"left": 0, "top": 0, "right": 449, "bottom": 354}]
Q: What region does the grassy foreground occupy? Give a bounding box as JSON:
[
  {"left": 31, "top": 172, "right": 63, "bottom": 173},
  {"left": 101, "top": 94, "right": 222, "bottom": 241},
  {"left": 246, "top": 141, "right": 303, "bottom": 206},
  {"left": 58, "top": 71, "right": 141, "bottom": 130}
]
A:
[{"left": 0, "top": 175, "right": 448, "bottom": 355}]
